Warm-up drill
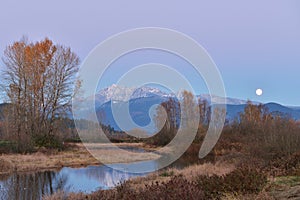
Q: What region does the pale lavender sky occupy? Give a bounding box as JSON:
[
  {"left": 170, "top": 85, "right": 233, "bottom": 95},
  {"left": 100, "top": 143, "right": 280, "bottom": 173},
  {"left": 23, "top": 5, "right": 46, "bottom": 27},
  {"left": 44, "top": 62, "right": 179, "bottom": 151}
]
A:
[{"left": 0, "top": 0, "right": 300, "bottom": 105}]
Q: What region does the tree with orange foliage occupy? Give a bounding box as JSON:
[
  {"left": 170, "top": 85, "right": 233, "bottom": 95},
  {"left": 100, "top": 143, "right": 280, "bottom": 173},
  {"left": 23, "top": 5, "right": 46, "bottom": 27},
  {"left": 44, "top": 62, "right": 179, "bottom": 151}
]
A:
[
  {"left": 239, "top": 101, "right": 270, "bottom": 135},
  {"left": 1, "top": 37, "right": 80, "bottom": 151}
]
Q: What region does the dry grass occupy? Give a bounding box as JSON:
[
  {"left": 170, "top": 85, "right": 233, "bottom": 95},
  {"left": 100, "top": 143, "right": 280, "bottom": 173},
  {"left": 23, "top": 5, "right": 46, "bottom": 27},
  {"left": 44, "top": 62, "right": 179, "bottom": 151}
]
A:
[
  {"left": 221, "top": 192, "right": 275, "bottom": 200},
  {"left": 43, "top": 161, "right": 236, "bottom": 200},
  {"left": 0, "top": 158, "right": 13, "bottom": 175},
  {"left": 125, "top": 160, "right": 235, "bottom": 190},
  {"left": 43, "top": 191, "right": 67, "bottom": 200},
  {"left": 43, "top": 191, "right": 89, "bottom": 200},
  {"left": 0, "top": 143, "right": 160, "bottom": 174},
  {"left": 169, "top": 161, "right": 235, "bottom": 178},
  {"left": 0, "top": 144, "right": 98, "bottom": 174},
  {"left": 84, "top": 143, "right": 160, "bottom": 164}
]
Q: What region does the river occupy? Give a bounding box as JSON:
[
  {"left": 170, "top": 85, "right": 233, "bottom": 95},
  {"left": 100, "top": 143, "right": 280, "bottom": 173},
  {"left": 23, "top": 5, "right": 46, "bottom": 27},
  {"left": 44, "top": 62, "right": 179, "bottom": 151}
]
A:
[{"left": 0, "top": 160, "right": 159, "bottom": 200}]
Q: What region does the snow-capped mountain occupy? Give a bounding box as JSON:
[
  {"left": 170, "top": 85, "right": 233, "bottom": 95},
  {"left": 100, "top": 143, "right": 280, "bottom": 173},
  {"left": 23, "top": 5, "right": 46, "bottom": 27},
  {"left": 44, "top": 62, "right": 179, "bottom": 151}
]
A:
[
  {"left": 92, "top": 84, "right": 254, "bottom": 131},
  {"left": 94, "top": 84, "right": 257, "bottom": 107},
  {"left": 74, "top": 84, "right": 300, "bottom": 132},
  {"left": 131, "top": 86, "right": 173, "bottom": 99},
  {"left": 94, "top": 84, "right": 173, "bottom": 107},
  {"left": 95, "top": 84, "right": 135, "bottom": 105}
]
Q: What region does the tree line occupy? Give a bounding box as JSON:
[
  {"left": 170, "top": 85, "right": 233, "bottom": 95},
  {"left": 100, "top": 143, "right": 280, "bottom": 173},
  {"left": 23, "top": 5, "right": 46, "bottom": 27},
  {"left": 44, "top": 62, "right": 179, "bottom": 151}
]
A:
[{"left": 150, "top": 93, "right": 300, "bottom": 161}]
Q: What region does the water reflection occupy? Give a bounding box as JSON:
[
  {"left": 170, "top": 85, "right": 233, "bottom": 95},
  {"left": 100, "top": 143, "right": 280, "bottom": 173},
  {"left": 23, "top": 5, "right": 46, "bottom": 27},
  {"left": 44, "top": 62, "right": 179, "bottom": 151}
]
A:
[
  {"left": 0, "top": 156, "right": 192, "bottom": 200},
  {"left": 0, "top": 161, "right": 153, "bottom": 200},
  {"left": 0, "top": 171, "right": 68, "bottom": 200}
]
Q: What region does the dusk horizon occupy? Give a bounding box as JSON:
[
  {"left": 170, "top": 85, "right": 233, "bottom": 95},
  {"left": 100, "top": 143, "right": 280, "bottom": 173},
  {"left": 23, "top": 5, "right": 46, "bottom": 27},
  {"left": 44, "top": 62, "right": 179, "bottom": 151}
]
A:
[{"left": 1, "top": 1, "right": 300, "bottom": 105}]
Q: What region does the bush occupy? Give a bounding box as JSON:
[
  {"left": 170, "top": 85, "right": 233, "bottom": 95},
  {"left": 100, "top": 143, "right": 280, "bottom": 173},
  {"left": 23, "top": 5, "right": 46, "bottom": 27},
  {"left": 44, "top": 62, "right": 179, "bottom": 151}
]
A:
[
  {"left": 197, "top": 167, "right": 268, "bottom": 199},
  {"left": 223, "top": 167, "right": 267, "bottom": 194},
  {"left": 116, "top": 176, "right": 204, "bottom": 200},
  {"left": 0, "top": 158, "right": 13, "bottom": 174},
  {"left": 91, "top": 168, "right": 267, "bottom": 200},
  {"left": 264, "top": 151, "right": 300, "bottom": 176},
  {"left": 84, "top": 176, "right": 205, "bottom": 200},
  {"left": 0, "top": 140, "right": 17, "bottom": 153},
  {"left": 34, "top": 135, "right": 63, "bottom": 150}
]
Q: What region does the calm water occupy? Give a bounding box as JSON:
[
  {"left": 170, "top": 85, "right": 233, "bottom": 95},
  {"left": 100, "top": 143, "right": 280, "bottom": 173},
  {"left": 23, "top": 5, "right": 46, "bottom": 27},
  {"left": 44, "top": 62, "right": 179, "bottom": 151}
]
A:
[
  {"left": 0, "top": 144, "right": 192, "bottom": 200},
  {"left": 0, "top": 160, "right": 157, "bottom": 200}
]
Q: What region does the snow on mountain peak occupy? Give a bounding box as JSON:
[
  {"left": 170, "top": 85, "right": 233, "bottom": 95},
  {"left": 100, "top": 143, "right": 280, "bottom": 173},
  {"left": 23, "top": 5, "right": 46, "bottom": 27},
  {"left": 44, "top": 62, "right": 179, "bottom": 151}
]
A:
[
  {"left": 94, "top": 84, "right": 257, "bottom": 107},
  {"left": 95, "top": 84, "right": 172, "bottom": 106}
]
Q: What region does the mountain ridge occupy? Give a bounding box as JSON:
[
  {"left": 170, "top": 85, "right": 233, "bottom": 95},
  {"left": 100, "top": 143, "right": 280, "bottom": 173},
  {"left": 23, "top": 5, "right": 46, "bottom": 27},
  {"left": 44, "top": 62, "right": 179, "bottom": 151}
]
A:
[
  {"left": 94, "top": 84, "right": 262, "bottom": 107},
  {"left": 92, "top": 85, "right": 300, "bottom": 132}
]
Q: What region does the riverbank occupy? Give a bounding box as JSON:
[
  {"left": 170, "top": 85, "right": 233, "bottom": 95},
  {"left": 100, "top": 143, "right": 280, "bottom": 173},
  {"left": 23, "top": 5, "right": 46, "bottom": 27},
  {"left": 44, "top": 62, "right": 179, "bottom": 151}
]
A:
[
  {"left": 0, "top": 143, "right": 159, "bottom": 175},
  {"left": 44, "top": 161, "right": 300, "bottom": 200},
  {"left": 44, "top": 161, "right": 236, "bottom": 199}
]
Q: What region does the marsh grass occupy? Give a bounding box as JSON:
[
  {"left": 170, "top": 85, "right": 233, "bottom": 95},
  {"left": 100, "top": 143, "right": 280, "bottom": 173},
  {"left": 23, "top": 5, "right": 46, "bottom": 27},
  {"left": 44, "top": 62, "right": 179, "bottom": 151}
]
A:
[
  {"left": 44, "top": 163, "right": 268, "bottom": 200},
  {"left": 0, "top": 143, "right": 160, "bottom": 174}
]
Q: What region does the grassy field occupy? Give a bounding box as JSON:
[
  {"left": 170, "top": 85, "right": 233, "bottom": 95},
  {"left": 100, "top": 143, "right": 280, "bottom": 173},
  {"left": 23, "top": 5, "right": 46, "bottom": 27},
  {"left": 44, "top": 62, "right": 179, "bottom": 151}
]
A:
[{"left": 0, "top": 143, "right": 159, "bottom": 174}]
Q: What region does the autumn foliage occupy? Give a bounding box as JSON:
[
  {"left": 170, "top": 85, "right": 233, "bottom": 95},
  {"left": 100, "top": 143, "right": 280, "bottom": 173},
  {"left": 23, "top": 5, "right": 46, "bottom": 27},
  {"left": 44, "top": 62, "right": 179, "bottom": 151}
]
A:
[{"left": 0, "top": 38, "right": 80, "bottom": 152}]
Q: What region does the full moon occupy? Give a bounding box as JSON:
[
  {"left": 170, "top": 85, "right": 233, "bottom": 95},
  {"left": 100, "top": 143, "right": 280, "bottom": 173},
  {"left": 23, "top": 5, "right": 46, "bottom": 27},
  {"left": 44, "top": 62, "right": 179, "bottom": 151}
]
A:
[{"left": 256, "top": 88, "right": 263, "bottom": 96}]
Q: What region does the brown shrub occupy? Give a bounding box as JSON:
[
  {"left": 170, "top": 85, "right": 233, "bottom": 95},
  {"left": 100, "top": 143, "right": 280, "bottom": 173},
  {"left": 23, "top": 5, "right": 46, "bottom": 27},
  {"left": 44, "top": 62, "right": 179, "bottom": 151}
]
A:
[
  {"left": 197, "top": 166, "right": 268, "bottom": 199},
  {"left": 0, "top": 158, "right": 13, "bottom": 174},
  {"left": 77, "top": 176, "right": 205, "bottom": 200},
  {"left": 264, "top": 151, "right": 300, "bottom": 176}
]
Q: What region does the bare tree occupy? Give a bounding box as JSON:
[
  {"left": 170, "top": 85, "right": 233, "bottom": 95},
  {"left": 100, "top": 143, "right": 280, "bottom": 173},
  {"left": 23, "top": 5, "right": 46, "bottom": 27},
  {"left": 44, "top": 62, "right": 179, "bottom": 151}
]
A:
[
  {"left": 153, "top": 98, "right": 179, "bottom": 145},
  {"left": 0, "top": 38, "right": 80, "bottom": 151},
  {"left": 153, "top": 91, "right": 199, "bottom": 146},
  {"left": 181, "top": 90, "right": 199, "bottom": 130},
  {"left": 198, "top": 98, "right": 209, "bottom": 126}
]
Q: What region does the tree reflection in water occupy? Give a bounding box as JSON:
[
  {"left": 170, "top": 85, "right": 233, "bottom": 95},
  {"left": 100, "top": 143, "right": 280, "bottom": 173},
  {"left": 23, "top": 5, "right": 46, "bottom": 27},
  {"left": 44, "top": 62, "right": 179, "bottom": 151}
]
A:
[
  {"left": 0, "top": 171, "right": 69, "bottom": 200},
  {"left": 0, "top": 159, "right": 185, "bottom": 200}
]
